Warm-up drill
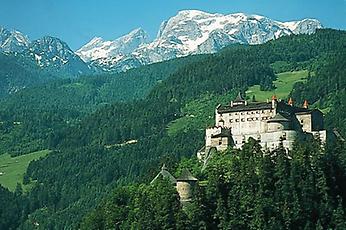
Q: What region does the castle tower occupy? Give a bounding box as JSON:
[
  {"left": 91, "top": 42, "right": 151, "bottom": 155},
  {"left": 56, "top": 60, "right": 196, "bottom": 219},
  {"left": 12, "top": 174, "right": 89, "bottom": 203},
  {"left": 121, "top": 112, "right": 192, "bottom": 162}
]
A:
[
  {"left": 232, "top": 92, "right": 246, "bottom": 106},
  {"left": 176, "top": 169, "right": 198, "bottom": 203},
  {"left": 267, "top": 113, "right": 291, "bottom": 132}
]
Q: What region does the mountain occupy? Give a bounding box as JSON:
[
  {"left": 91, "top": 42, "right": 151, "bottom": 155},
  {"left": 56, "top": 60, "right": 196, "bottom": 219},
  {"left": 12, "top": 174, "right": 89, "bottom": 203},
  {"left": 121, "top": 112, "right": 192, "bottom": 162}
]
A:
[
  {"left": 76, "top": 28, "right": 149, "bottom": 62},
  {"left": 0, "top": 52, "right": 54, "bottom": 98},
  {"left": 27, "top": 36, "right": 92, "bottom": 77},
  {"left": 0, "top": 26, "right": 29, "bottom": 52},
  {"left": 0, "top": 27, "right": 92, "bottom": 79},
  {"left": 76, "top": 28, "right": 149, "bottom": 72},
  {"left": 78, "top": 10, "right": 322, "bottom": 72}
]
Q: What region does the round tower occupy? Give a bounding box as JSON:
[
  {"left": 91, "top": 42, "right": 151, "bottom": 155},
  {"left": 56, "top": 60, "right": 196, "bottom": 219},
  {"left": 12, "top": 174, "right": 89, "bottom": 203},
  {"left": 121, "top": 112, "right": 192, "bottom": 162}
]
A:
[
  {"left": 176, "top": 169, "right": 198, "bottom": 202},
  {"left": 267, "top": 113, "right": 291, "bottom": 132}
]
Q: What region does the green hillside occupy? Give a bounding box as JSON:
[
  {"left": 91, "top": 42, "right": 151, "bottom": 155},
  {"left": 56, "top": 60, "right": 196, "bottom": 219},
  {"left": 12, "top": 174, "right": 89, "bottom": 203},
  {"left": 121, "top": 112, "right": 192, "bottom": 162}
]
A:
[
  {"left": 0, "top": 150, "right": 49, "bottom": 191},
  {"left": 246, "top": 70, "right": 309, "bottom": 102},
  {"left": 167, "top": 92, "right": 235, "bottom": 136},
  {"left": 168, "top": 70, "right": 309, "bottom": 136}
]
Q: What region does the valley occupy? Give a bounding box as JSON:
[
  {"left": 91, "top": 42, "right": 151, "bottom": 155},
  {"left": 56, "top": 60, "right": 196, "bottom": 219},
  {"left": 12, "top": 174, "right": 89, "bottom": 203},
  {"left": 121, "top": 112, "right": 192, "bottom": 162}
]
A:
[
  {"left": 0, "top": 150, "right": 49, "bottom": 191},
  {"left": 0, "top": 22, "right": 345, "bottom": 229}
]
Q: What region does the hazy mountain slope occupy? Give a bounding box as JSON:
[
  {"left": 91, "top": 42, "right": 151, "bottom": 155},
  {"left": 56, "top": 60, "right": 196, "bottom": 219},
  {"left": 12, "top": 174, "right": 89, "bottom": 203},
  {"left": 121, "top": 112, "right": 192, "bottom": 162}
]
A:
[
  {"left": 0, "top": 52, "right": 54, "bottom": 98},
  {"left": 0, "top": 27, "right": 92, "bottom": 82}
]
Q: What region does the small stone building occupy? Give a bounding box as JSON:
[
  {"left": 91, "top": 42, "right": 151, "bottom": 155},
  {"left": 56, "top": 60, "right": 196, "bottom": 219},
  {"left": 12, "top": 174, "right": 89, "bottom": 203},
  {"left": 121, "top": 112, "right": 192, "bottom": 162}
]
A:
[
  {"left": 151, "top": 166, "right": 198, "bottom": 203},
  {"left": 176, "top": 169, "right": 198, "bottom": 203}
]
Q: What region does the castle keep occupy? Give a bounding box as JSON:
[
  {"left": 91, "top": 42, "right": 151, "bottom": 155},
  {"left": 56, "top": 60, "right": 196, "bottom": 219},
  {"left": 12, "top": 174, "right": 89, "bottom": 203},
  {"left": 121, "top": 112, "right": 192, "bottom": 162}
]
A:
[{"left": 198, "top": 93, "right": 326, "bottom": 160}]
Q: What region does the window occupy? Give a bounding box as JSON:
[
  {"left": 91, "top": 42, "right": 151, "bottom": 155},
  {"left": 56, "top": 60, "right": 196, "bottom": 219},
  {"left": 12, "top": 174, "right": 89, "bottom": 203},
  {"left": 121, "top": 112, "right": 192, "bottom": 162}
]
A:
[
  {"left": 300, "top": 120, "right": 304, "bottom": 124},
  {"left": 236, "top": 119, "right": 239, "bottom": 122},
  {"left": 241, "top": 118, "right": 245, "bottom": 122},
  {"left": 230, "top": 119, "right": 233, "bottom": 123},
  {"left": 241, "top": 112, "right": 244, "bottom": 115},
  {"left": 219, "top": 140, "right": 222, "bottom": 145}
]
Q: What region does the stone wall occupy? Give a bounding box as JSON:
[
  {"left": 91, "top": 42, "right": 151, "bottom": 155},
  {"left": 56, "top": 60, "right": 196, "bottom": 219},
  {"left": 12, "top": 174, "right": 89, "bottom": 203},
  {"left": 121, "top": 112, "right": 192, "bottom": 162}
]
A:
[{"left": 215, "top": 108, "right": 275, "bottom": 135}]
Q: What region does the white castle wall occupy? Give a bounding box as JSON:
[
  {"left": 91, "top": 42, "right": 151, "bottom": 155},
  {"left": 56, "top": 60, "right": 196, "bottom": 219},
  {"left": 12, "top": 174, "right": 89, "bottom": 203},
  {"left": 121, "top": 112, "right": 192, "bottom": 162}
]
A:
[
  {"left": 200, "top": 99, "right": 327, "bottom": 161},
  {"left": 215, "top": 108, "right": 275, "bottom": 135}
]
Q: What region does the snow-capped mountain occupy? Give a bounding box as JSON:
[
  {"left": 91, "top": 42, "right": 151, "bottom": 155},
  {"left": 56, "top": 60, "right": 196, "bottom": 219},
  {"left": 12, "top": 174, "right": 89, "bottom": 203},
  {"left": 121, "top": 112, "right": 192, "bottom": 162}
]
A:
[
  {"left": 76, "top": 28, "right": 149, "bottom": 62},
  {"left": 0, "top": 26, "right": 30, "bottom": 52},
  {"left": 28, "top": 36, "right": 91, "bottom": 77},
  {"left": 78, "top": 10, "right": 322, "bottom": 72},
  {"left": 0, "top": 26, "right": 91, "bottom": 77}
]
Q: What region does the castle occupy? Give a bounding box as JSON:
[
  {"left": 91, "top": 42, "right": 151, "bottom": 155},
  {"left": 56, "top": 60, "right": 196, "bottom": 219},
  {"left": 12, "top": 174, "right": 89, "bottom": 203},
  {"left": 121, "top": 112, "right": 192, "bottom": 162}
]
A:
[
  {"left": 152, "top": 94, "right": 327, "bottom": 202},
  {"left": 198, "top": 93, "right": 326, "bottom": 160}
]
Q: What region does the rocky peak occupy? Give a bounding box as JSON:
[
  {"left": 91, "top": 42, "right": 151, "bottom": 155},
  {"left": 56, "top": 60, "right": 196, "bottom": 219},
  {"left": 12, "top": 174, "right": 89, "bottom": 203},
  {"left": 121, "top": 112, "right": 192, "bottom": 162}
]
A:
[
  {"left": 76, "top": 10, "right": 322, "bottom": 73},
  {"left": 0, "top": 26, "right": 30, "bottom": 52},
  {"left": 76, "top": 28, "right": 149, "bottom": 62}
]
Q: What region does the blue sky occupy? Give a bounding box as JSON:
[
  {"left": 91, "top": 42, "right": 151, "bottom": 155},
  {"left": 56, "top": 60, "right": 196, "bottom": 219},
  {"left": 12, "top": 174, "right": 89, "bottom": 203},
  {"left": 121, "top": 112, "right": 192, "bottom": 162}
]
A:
[{"left": 1, "top": 0, "right": 345, "bottom": 50}]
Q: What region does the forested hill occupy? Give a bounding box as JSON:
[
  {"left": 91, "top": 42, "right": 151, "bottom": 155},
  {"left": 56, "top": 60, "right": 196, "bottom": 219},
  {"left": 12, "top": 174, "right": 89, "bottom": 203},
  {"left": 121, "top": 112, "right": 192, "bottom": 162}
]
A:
[
  {"left": 0, "top": 52, "right": 54, "bottom": 98},
  {"left": 0, "top": 55, "right": 203, "bottom": 155},
  {"left": 0, "top": 29, "right": 345, "bottom": 229}
]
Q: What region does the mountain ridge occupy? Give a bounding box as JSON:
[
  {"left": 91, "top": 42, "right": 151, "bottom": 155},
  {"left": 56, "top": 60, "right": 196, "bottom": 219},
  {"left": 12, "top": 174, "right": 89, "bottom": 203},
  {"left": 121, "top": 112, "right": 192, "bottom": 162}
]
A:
[
  {"left": 0, "top": 10, "right": 323, "bottom": 75},
  {"left": 0, "top": 29, "right": 92, "bottom": 78},
  {"left": 77, "top": 10, "right": 322, "bottom": 72}
]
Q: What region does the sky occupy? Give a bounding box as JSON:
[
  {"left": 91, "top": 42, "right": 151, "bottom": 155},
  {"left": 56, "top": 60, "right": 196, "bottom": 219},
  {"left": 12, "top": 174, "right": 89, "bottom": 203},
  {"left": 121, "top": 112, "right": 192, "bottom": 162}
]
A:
[{"left": 1, "top": 0, "right": 345, "bottom": 50}]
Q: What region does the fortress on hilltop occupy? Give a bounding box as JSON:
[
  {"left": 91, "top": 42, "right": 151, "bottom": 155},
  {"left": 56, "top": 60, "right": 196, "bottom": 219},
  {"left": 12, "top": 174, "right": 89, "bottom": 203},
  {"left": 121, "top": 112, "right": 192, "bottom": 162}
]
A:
[
  {"left": 151, "top": 93, "right": 327, "bottom": 203},
  {"left": 198, "top": 93, "right": 326, "bottom": 160}
]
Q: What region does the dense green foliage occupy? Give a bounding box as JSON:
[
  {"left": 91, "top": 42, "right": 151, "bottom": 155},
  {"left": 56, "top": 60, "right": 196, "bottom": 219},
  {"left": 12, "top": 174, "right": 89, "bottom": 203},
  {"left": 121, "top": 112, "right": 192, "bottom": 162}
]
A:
[
  {"left": 82, "top": 139, "right": 346, "bottom": 230},
  {"left": 0, "top": 56, "right": 201, "bottom": 156},
  {"left": 290, "top": 51, "right": 346, "bottom": 136},
  {"left": 0, "top": 52, "right": 53, "bottom": 98},
  {"left": 0, "top": 185, "right": 30, "bottom": 230},
  {"left": 80, "top": 180, "right": 186, "bottom": 230},
  {"left": 0, "top": 29, "right": 345, "bottom": 229}
]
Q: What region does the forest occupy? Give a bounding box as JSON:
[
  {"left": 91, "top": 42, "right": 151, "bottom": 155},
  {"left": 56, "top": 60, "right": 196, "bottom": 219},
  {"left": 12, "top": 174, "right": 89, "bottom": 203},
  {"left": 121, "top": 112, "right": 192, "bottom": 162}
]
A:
[
  {"left": 0, "top": 29, "right": 345, "bottom": 229},
  {"left": 81, "top": 138, "right": 346, "bottom": 230}
]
